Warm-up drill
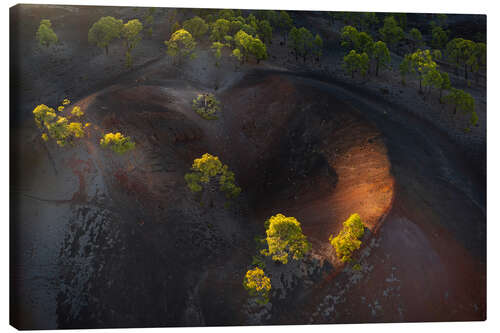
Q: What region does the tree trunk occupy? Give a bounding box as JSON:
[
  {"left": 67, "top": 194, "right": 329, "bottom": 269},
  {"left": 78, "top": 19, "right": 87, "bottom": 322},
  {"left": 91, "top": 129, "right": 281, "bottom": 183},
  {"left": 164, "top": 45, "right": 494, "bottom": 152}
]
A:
[
  {"left": 464, "top": 64, "right": 468, "bottom": 80},
  {"left": 105, "top": 44, "right": 109, "bottom": 55},
  {"left": 376, "top": 59, "right": 379, "bottom": 76},
  {"left": 351, "top": 70, "right": 354, "bottom": 79}
]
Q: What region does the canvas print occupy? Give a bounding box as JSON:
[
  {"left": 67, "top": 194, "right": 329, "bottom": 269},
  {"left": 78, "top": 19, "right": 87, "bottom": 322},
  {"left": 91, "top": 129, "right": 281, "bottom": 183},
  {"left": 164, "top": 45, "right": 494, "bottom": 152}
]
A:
[{"left": 10, "top": 4, "right": 486, "bottom": 329}]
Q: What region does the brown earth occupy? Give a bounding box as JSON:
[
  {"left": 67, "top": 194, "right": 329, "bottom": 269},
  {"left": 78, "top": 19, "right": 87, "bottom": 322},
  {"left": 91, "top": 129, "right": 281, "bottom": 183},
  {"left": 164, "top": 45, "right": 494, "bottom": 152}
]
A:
[{"left": 10, "top": 5, "right": 486, "bottom": 329}]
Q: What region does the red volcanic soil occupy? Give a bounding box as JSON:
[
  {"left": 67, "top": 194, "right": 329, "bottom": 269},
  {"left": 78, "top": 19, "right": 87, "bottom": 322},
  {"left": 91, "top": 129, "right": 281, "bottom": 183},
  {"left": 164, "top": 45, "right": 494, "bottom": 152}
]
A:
[
  {"left": 216, "top": 74, "right": 394, "bottom": 266},
  {"left": 12, "top": 65, "right": 485, "bottom": 327},
  {"left": 59, "top": 69, "right": 484, "bottom": 326}
]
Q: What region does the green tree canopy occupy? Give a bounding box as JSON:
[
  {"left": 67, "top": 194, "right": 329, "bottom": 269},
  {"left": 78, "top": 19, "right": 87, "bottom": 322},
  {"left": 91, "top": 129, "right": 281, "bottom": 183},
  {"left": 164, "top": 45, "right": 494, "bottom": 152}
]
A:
[
  {"left": 405, "top": 49, "right": 439, "bottom": 92},
  {"left": 183, "top": 16, "right": 209, "bottom": 40},
  {"left": 278, "top": 11, "right": 293, "bottom": 44},
  {"left": 340, "top": 25, "right": 359, "bottom": 50},
  {"left": 234, "top": 30, "right": 267, "bottom": 64},
  {"left": 258, "top": 19, "right": 273, "bottom": 44},
  {"left": 289, "top": 26, "right": 314, "bottom": 63},
  {"left": 431, "top": 25, "right": 448, "bottom": 50},
  {"left": 446, "top": 38, "right": 476, "bottom": 80},
  {"left": 192, "top": 93, "right": 220, "bottom": 119},
  {"left": 36, "top": 19, "right": 58, "bottom": 47},
  {"left": 261, "top": 213, "right": 311, "bottom": 264},
  {"left": 229, "top": 16, "right": 245, "bottom": 35},
  {"left": 372, "top": 40, "right": 391, "bottom": 76},
  {"left": 438, "top": 71, "right": 451, "bottom": 102},
  {"left": 243, "top": 267, "right": 271, "bottom": 305},
  {"left": 422, "top": 67, "right": 443, "bottom": 95},
  {"left": 342, "top": 50, "right": 369, "bottom": 79},
  {"left": 143, "top": 8, "right": 156, "bottom": 38},
  {"left": 33, "top": 99, "right": 89, "bottom": 147},
  {"left": 329, "top": 213, "right": 365, "bottom": 263},
  {"left": 399, "top": 53, "right": 412, "bottom": 84},
  {"left": 360, "top": 12, "right": 379, "bottom": 31},
  {"left": 217, "top": 9, "right": 235, "bottom": 21},
  {"left": 210, "top": 18, "right": 231, "bottom": 42},
  {"left": 378, "top": 16, "right": 404, "bottom": 49},
  {"left": 409, "top": 28, "right": 423, "bottom": 51},
  {"left": 210, "top": 41, "right": 226, "bottom": 66},
  {"left": 122, "top": 19, "right": 143, "bottom": 68},
  {"left": 165, "top": 29, "right": 197, "bottom": 62},
  {"left": 122, "top": 19, "right": 143, "bottom": 48},
  {"left": 88, "top": 16, "right": 124, "bottom": 55},
  {"left": 340, "top": 26, "right": 373, "bottom": 54},
  {"left": 184, "top": 153, "right": 241, "bottom": 200},
  {"left": 313, "top": 34, "right": 323, "bottom": 61},
  {"left": 444, "top": 88, "right": 474, "bottom": 115},
  {"left": 443, "top": 88, "right": 477, "bottom": 130},
  {"left": 100, "top": 132, "right": 135, "bottom": 154},
  {"left": 357, "top": 31, "right": 374, "bottom": 55}
]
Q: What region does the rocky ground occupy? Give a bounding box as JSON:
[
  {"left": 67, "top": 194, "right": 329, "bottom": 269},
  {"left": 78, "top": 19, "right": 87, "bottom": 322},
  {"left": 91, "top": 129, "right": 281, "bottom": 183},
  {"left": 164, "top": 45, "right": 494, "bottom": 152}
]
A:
[{"left": 10, "top": 5, "right": 486, "bottom": 329}]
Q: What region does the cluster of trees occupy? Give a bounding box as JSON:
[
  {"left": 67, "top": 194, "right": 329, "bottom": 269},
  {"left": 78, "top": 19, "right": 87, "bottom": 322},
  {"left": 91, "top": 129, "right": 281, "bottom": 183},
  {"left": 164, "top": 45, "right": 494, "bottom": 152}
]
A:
[
  {"left": 165, "top": 9, "right": 279, "bottom": 67},
  {"left": 327, "top": 12, "right": 379, "bottom": 32},
  {"left": 378, "top": 16, "right": 404, "bottom": 49},
  {"left": 340, "top": 25, "right": 391, "bottom": 78},
  {"left": 289, "top": 26, "right": 323, "bottom": 63},
  {"left": 399, "top": 48, "right": 478, "bottom": 130},
  {"left": 164, "top": 9, "right": 322, "bottom": 68},
  {"left": 446, "top": 38, "right": 486, "bottom": 82},
  {"left": 88, "top": 16, "right": 144, "bottom": 67},
  {"left": 329, "top": 213, "right": 365, "bottom": 263},
  {"left": 184, "top": 153, "right": 241, "bottom": 201},
  {"left": 33, "top": 99, "right": 136, "bottom": 153},
  {"left": 399, "top": 49, "right": 442, "bottom": 91},
  {"left": 36, "top": 19, "right": 58, "bottom": 48},
  {"left": 192, "top": 93, "right": 220, "bottom": 119},
  {"left": 33, "top": 99, "right": 89, "bottom": 147},
  {"left": 332, "top": 12, "right": 482, "bottom": 131},
  {"left": 244, "top": 213, "right": 310, "bottom": 305}
]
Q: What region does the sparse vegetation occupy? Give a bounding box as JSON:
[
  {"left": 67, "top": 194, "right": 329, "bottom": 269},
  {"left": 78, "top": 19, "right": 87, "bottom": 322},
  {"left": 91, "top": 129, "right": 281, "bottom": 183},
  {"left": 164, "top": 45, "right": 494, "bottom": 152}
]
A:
[{"left": 192, "top": 93, "right": 220, "bottom": 119}]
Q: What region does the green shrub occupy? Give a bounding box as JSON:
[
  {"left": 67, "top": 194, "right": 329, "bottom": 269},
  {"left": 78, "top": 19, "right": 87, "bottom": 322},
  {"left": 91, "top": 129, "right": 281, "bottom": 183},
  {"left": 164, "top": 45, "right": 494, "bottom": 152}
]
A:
[{"left": 192, "top": 93, "right": 220, "bottom": 119}]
